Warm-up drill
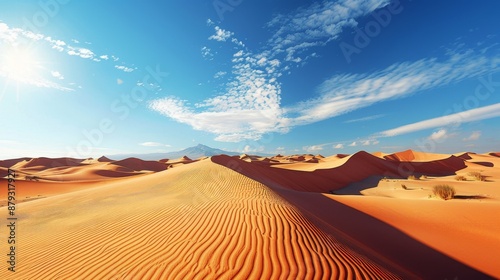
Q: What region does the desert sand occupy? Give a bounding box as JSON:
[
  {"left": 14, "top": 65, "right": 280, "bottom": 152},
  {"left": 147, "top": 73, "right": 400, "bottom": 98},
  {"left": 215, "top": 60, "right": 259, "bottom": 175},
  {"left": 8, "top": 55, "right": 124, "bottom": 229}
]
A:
[{"left": 0, "top": 149, "right": 499, "bottom": 279}]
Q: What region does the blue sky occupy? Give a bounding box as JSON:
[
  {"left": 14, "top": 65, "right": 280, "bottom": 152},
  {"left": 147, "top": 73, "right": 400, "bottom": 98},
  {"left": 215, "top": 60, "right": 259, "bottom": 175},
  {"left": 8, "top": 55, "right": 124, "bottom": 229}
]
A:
[{"left": 0, "top": 0, "right": 499, "bottom": 159}]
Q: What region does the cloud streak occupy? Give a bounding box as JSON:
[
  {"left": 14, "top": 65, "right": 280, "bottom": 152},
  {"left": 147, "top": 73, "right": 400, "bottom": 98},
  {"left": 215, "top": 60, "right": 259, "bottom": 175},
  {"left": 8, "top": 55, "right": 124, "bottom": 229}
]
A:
[
  {"left": 378, "top": 103, "right": 500, "bottom": 137},
  {"left": 288, "top": 50, "right": 499, "bottom": 126}
]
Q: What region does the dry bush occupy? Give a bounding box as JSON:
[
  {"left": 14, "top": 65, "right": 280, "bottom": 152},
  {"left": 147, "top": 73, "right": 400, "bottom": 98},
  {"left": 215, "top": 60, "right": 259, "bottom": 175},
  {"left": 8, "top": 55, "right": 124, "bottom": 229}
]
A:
[
  {"left": 401, "top": 184, "right": 408, "bottom": 190},
  {"left": 455, "top": 175, "right": 467, "bottom": 181},
  {"left": 432, "top": 185, "right": 456, "bottom": 200},
  {"left": 468, "top": 171, "right": 485, "bottom": 181}
]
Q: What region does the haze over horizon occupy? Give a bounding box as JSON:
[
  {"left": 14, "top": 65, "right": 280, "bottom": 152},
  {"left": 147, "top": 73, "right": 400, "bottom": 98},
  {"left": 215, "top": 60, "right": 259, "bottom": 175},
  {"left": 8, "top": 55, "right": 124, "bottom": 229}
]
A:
[{"left": 1, "top": 0, "right": 499, "bottom": 158}]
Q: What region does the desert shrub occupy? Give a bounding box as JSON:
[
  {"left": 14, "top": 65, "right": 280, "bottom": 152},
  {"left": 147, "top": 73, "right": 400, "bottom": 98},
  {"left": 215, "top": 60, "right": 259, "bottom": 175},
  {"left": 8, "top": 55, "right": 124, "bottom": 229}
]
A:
[
  {"left": 432, "top": 185, "right": 456, "bottom": 200},
  {"left": 408, "top": 175, "right": 420, "bottom": 180},
  {"left": 455, "top": 175, "right": 467, "bottom": 181},
  {"left": 421, "top": 175, "right": 428, "bottom": 179},
  {"left": 468, "top": 171, "right": 485, "bottom": 181},
  {"left": 401, "top": 184, "right": 408, "bottom": 190}
]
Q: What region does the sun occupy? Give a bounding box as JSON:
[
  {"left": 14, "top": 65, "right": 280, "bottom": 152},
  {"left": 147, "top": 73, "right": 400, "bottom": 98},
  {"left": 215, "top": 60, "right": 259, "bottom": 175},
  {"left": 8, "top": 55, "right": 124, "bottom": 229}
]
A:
[{"left": 1, "top": 46, "right": 41, "bottom": 83}]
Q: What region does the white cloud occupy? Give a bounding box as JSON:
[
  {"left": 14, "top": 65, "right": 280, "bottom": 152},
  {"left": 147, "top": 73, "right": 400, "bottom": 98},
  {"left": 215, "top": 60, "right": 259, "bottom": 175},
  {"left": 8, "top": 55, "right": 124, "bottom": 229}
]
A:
[
  {"left": 201, "top": 46, "right": 214, "bottom": 59},
  {"left": 209, "top": 26, "right": 233, "bottom": 42},
  {"left": 242, "top": 145, "right": 264, "bottom": 153},
  {"left": 115, "top": 65, "right": 134, "bottom": 72},
  {"left": 334, "top": 144, "right": 344, "bottom": 149},
  {"left": 67, "top": 47, "right": 94, "bottom": 59},
  {"left": 344, "top": 114, "right": 385, "bottom": 123},
  {"left": 231, "top": 38, "right": 245, "bottom": 47},
  {"left": 463, "top": 131, "right": 481, "bottom": 141},
  {"left": 100, "top": 55, "right": 109, "bottom": 60},
  {"left": 51, "top": 71, "right": 64, "bottom": 80},
  {"left": 45, "top": 37, "right": 66, "bottom": 52},
  {"left": 348, "top": 142, "right": 357, "bottom": 147},
  {"left": 288, "top": 51, "right": 498, "bottom": 127},
  {"left": 360, "top": 139, "right": 379, "bottom": 146},
  {"left": 214, "top": 71, "right": 227, "bottom": 79},
  {"left": 303, "top": 145, "right": 323, "bottom": 152},
  {"left": 140, "top": 142, "right": 171, "bottom": 147},
  {"left": 267, "top": 0, "right": 391, "bottom": 61},
  {"left": 150, "top": 96, "right": 288, "bottom": 142},
  {"left": 379, "top": 103, "right": 500, "bottom": 137},
  {"left": 428, "top": 129, "right": 448, "bottom": 141}
]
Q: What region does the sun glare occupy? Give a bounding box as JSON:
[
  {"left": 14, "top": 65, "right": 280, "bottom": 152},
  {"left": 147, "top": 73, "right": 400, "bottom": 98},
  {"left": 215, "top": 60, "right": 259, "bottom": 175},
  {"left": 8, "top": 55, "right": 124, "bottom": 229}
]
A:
[{"left": 1, "top": 47, "right": 40, "bottom": 82}]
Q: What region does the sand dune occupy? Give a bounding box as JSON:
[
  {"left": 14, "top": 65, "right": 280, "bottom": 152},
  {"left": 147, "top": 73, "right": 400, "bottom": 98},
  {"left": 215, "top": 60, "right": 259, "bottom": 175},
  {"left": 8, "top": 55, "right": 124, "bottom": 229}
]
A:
[
  {"left": 0, "top": 157, "right": 32, "bottom": 168},
  {"left": 218, "top": 151, "right": 468, "bottom": 192},
  {"left": 0, "top": 150, "right": 499, "bottom": 279},
  {"left": 111, "top": 157, "right": 167, "bottom": 172},
  {"left": 384, "top": 149, "right": 451, "bottom": 161},
  {"left": 19, "top": 157, "right": 86, "bottom": 170},
  {"left": 0, "top": 159, "right": 400, "bottom": 279},
  {"left": 97, "top": 156, "right": 114, "bottom": 162}
]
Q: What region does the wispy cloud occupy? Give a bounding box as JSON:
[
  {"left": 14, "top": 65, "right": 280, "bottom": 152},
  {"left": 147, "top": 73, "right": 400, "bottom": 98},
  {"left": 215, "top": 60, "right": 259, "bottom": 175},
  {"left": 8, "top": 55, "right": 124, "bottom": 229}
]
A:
[
  {"left": 463, "top": 131, "right": 481, "bottom": 141},
  {"left": 214, "top": 71, "right": 227, "bottom": 79},
  {"left": 428, "top": 129, "right": 449, "bottom": 141},
  {"left": 51, "top": 71, "right": 64, "bottom": 80},
  {"left": 115, "top": 65, "right": 135, "bottom": 72},
  {"left": 344, "top": 114, "right": 385, "bottom": 123},
  {"left": 201, "top": 46, "right": 214, "bottom": 59},
  {"left": 288, "top": 51, "right": 499, "bottom": 126},
  {"left": 139, "top": 142, "right": 171, "bottom": 147},
  {"left": 67, "top": 46, "right": 95, "bottom": 59},
  {"left": 267, "top": 0, "right": 390, "bottom": 61},
  {"left": 303, "top": 145, "right": 323, "bottom": 152},
  {"left": 378, "top": 103, "right": 500, "bottom": 137},
  {"left": 334, "top": 143, "right": 344, "bottom": 149},
  {"left": 209, "top": 26, "right": 233, "bottom": 42}
]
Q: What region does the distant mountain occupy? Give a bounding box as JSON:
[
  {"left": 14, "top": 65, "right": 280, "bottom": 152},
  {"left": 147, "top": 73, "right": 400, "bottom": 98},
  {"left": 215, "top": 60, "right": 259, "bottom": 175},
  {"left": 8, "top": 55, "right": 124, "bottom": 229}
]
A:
[
  {"left": 162, "top": 144, "right": 240, "bottom": 160},
  {"left": 107, "top": 144, "right": 240, "bottom": 160}
]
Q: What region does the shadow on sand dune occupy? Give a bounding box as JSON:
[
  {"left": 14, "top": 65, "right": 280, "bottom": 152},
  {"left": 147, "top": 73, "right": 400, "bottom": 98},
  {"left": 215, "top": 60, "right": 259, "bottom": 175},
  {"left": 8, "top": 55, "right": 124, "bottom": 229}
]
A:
[{"left": 212, "top": 155, "right": 494, "bottom": 279}]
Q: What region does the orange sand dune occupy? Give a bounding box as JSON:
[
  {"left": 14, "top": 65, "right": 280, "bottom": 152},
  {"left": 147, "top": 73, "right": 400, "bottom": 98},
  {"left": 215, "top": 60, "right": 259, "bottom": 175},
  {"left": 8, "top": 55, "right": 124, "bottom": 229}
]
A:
[
  {"left": 1, "top": 151, "right": 498, "bottom": 279},
  {"left": 384, "top": 149, "right": 451, "bottom": 161},
  {"left": 216, "top": 151, "right": 467, "bottom": 192},
  {"left": 0, "top": 157, "right": 32, "bottom": 168},
  {"left": 0, "top": 179, "right": 105, "bottom": 206},
  {"left": 0, "top": 159, "right": 400, "bottom": 279},
  {"left": 18, "top": 157, "right": 86, "bottom": 170},
  {"left": 0, "top": 167, "right": 8, "bottom": 178},
  {"left": 111, "top": 157, "right": 167, "bottom": 172},
  {"left": 372, "top": 151, "right": 387, "bottom": 158},
  {"left": 213, "top": 154, "right": 499, "bottom": 278},
  {"left": 97, "top": 155, "right": 114, "bottom": 162}
]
